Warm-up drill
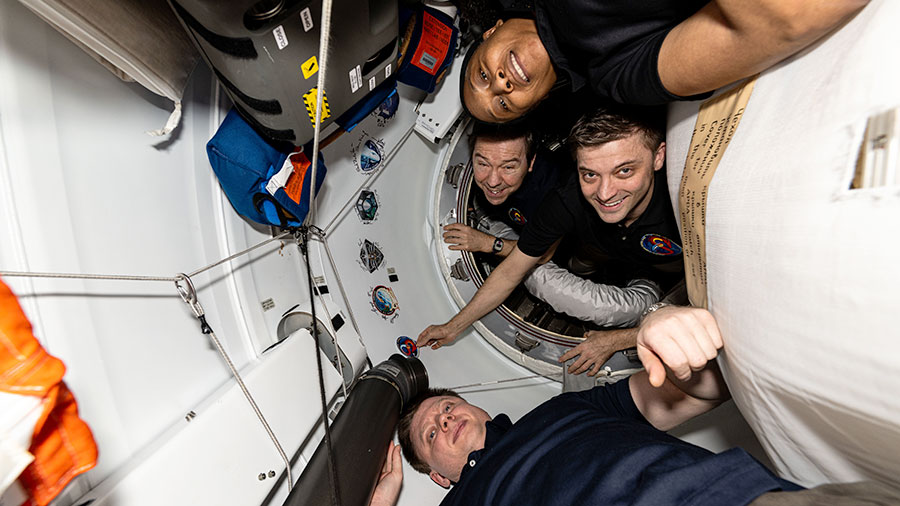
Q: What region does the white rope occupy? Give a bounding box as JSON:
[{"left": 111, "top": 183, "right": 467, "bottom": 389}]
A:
[
  {"left": 0, "top": 231, "right": 291, "bottom": 284},
  {"left": 209, "top": 328, "right": 294, "bottom": 487},
  {"left": 0, "top": 271, "right": 178, "bottom": 282},
  {"left": 175, "top": 272, "right": 294, "bottom": 491},
  {"left": 189, "top": 230, "right": 291, "bottom": 277},
  {"left": 307, "top": 0, "right": 333, "bottom": 227}
]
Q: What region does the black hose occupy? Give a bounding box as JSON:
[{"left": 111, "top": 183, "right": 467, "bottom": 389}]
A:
[{"left": 283, "top": 354, "right": 428, "bottom": 506}]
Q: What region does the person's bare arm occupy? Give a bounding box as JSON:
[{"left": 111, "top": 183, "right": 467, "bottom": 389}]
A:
[
  {"left": 442, "top": 223, "right": 517, "bottom": 258},
  {"left": 659, "top": 0, "right": 869, "bottom": 97},
  {"left": 418, "top": 246, "right": 540, "bottom": 349},
  {"left": 558, "top": 328, "right": 636, "bottom": 376},
  {"left": 628, "top": 306, "right": 730, "bottom": 431},
  {"left": 496, "top": 239, "right": 516, "bottom": 258}
]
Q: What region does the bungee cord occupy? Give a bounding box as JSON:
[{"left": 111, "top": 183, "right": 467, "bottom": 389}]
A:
[{"left": 305, "top": 0, "right": 342, "bottom": 503}]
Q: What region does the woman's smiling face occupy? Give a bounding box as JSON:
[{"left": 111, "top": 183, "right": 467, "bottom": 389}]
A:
[{"left": 462, "top": 18, "right": 557, "bottom": 123}]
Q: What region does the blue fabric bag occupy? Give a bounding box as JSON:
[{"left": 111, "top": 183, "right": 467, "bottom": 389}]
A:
[
  {"left": 207, "top": 109, "right": 326, "bottom": 228},
  {"left": 397, "top": 6, "right": 457, "bottom": 93}
]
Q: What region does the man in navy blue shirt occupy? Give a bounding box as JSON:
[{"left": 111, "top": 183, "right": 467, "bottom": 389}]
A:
[
  {"left": 402, "top": 305, "right": 773, "bottom": 505},
  {"left": 370, "top": 307, "right": 898, "bottom": 506}
]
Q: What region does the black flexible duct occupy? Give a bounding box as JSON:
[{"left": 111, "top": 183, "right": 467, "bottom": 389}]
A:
[{"left": 283, "top": 354, "right": 428, "bottom": 506}]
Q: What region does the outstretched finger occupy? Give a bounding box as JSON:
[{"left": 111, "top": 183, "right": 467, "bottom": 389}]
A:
[
  {"left": 389, "top": 443, "right": 402, "bottom": 474},
  {"left": 637, "top": 344, "right": 667, "bottom": 387},
  {"left": 559, "top": 347, "right": 579, "bottom": 363}
]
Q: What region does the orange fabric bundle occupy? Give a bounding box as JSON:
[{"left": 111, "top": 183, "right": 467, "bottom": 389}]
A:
[{"left": 0, "top": 278, "right": 97, "bottom": 506}]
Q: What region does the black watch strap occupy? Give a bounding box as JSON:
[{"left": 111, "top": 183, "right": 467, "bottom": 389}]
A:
[{"left": 492, "top": 237, "right": 504, "bottom": 253}]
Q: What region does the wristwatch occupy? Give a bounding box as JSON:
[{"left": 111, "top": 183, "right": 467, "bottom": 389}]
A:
[
  {"left": 641, "top": 301, "right": 670, "bottom": 320},
  {"left": 492, "top": 237, "right": 504, "bottom": 254}
]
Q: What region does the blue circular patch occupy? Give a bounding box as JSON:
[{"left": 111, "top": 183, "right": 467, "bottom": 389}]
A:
[
  {"left": 507, "top": 207, "right": 526, "bottom": 225},
  {"left": 372, "top": 285, "right": 398, "bottom": 315},
  {"left": 396, "top": 336, "right": 418, "bottom": 358},
  {"left": 640, "top": 234, "right": 683, "bottom": 256}
]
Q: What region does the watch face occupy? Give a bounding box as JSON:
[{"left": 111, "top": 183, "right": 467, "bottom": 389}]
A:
[{"left": 493, "top": 238, "right": 503, "bottom": 253}]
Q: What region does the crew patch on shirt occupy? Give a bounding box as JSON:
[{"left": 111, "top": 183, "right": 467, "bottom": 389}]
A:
[
  {"left": 640, "top": 234, "right": 682, "bottom": 256},
  {"left": 508, "top": 207, "right": 526, "bottom": 225}
]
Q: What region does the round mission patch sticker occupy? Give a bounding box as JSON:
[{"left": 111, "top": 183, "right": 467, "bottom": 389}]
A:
[
  {"left": 640, "top": 234, "right": 683, "bottom": 256},
  {"left": 371, "top": 285, "right": 398, "bottom": 316},
  {"left": 396, "top": 336, "right": 418, "bottom": 358}
]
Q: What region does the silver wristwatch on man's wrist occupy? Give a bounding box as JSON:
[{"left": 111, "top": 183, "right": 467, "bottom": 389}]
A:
[{"left": 641, "top": 301, "right": 670, "bottom": 321}]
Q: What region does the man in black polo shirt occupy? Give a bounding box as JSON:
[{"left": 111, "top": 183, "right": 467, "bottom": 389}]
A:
[
  {"left": 441, "top": 121, "right": 561, "bottom": 258},
  {"left": 444, "top": 120, "right": 662, "bottom": 337},
  {"left": 418, "top": 106, "right": 681, "bottom": 351},
  {"left": 459, "top": 0, "right": 868, "bottom": 123}
]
